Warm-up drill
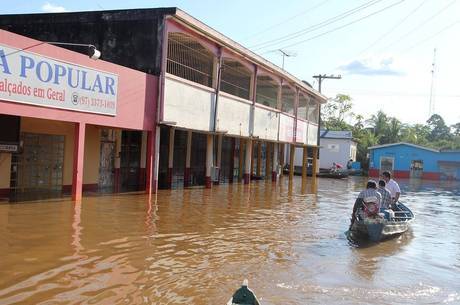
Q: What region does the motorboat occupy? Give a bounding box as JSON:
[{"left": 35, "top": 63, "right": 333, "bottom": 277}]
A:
[{"left": 348, "top": 202, "right": 414, "bottom": 242}]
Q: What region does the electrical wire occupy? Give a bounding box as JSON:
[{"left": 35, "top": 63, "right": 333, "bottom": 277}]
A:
[
  {"left": 377, "top": 0, "right": 456, "bottom": 52},
  {"left": 250, "top": 0, "right": 385, "bottom": 50},
  {"left": 358, "top": 0, "right": 429, "bottom": 56},
  {"left": 242, "top": 0, "right": 333, "bottom": 42},
  {"left": 263, "top": 0, "right": 406, "bottom": 52},
  {"left": 401, "top": 18, "right": 460, "bottom": 54}
]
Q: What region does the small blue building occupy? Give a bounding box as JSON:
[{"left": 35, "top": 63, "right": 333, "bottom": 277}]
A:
[{"left": 368, "top": 142, "right": 460, "bottom": 180}]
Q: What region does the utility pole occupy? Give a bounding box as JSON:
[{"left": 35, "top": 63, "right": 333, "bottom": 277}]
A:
[
  {"left": 278, "top": 49, "right": 296, "bottom": 70},
  {"left": 428, "top": 48, "right": 436, "bottom": 117},
  {"left": 312, "top": 74, "right": 342, "bottom": 157},
  {"left": 312, "top": 74, "right": 341, "bottom": 94}
]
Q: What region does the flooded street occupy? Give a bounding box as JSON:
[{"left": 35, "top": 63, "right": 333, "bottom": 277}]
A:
[{"left": 0, "top": 176, "right": 459, "bottom": 305}]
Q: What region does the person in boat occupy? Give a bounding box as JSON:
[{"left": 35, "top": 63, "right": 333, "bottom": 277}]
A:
[
  {"left": 347, "top": 159, "right": 353, "bottom": 170},
  {"left": 377, "top": 180, "right": 392, "bottom": 210},
  {"left": 381, "top": 171, "right": 401, "bottom": 204},
  {"left": 228, "top": 279, "right": 260, "bottom": 305},
  {"left": 350, "top": 180, "right": 382, "bottom": 227}
]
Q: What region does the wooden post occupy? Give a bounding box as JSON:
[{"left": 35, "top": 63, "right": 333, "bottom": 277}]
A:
[
  {"left": 205, "top": 134, "right": 213, "bottom": 188},
  {"left": 238, "top": 139, "right": 244, "bottom": 182},
  {"left": 244, "top": 139, "right": 252, "bottom": 184},
  {"left": 184, "top": 130, "right": 192, "bottom": 187},
  {"left": 265, "top": 142, "right": 271, "bottom": 179},
  {"left": 257, "top": 141, "right": 262, "bottom": 177},
  {"left": 302, "top": 146, "right": 308, "bottom": 181},
  {"left": 312, "top": 146, "right": 318, "bottom": 180},
  {"left": 289, "top": 144, "right": 295, "bottom": 181}
]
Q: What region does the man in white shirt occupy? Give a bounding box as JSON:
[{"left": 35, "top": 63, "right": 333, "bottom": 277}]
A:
[{"left": 382, "top": 171, "right": 401, "bottom": 203}]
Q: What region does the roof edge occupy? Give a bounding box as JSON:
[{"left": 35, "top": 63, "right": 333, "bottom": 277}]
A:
[{"left": 368, "top": 142, "right": 439, "bottom": 153}]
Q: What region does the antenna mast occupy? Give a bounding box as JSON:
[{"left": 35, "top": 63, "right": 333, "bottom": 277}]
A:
[{"left": 428, "top": 48, "right": 436, "bottom": 117}]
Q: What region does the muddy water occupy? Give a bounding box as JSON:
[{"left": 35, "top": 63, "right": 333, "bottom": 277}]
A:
[{"left": 0, "top": 177, "right": 459, "bottom": 305}]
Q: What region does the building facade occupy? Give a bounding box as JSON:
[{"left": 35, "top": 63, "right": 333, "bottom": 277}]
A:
[
  {"left": 0, "top": 8, "right": 326, "bottom": 201},
  {"left": 318, "top": 130, "right": 357, "bottom": 169},
  {"left": 369, "top": 142, "right": 460, "bottom": 180}
]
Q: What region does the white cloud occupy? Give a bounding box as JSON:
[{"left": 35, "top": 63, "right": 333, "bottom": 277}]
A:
[
  {"left": 338, "top": 56, "right": 405, "bottom": 77},
  {"left": 41, "top": 2, "right": 67, "bottom": 13}
]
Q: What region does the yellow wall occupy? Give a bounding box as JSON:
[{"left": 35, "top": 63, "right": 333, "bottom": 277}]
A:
[
  {"left": 20, "top": 117, "right": 100, "bottom": 186},
  {"left": 0, "top": 153, "right": 12, "bottom": 189}
]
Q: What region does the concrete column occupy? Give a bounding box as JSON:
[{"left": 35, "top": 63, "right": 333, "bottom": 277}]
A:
[
  {"left": 216, "top": 134, "right": 223, "bottom": 184},
  {"left": 272, "top": 143, "right": 279, "bottom": 182},
  {"left": 167, "top": 127, "right": 175, "bottom": 189},
  {"left": 257, "top": 141, "right": 262, "bottom": 177},
  {"left": 139, "top": 131, "right": 147, "bottom": 190},
  {"left": 244, "top": 139, "right": 252, "bottom": 184},
  {"left": 205, "top": 134, "right": 213, "bottom": 188},
  {"left": 302, "top": 146, "right": 308, "bottom": 181},
  {"left": 114, "top": 130, "right": 122, "bottom": 193},
  {"left": 72, "top": 122, "right": 86, "bottom": 201},
  {"left": 184, "top": 130, "right": 192, "bottom": 187},
  {"left": 238, "top": 139, "right": 244, "bottom": 182},
  {"left": 312, "top": 146, "right": 318, "bottom": 180},
  {"left": 289, "top": 144, "right": 295, "bottom": 181},
  {"left": 146, "top": 129, "right": 156, "bottom": 195}
]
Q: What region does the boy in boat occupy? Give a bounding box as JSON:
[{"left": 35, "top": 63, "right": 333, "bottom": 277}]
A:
[
  {"left": 381, "top": 171, "right": 401, "bottom": 204},
  {"left": 377, "top": 180, "right": 393, "bottom": 210},
  {"left": 350, "top": 180, "right": 382, "bottom": 227}
]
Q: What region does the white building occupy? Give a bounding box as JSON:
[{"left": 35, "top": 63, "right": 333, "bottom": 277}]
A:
[{"left": 319, "top": 130, "right": 357, "bottom": 169}]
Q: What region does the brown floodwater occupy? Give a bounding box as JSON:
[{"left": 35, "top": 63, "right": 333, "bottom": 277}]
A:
[{"left": 0, "top": 176, "right": 459, "bottom": 305}]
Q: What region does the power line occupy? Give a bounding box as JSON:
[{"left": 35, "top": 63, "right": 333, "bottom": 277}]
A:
[
  {"left": 400, "top": 19, "right": 460, "bottom": 53},
  {"left": 377, "top": 0, "right": 456, "bottom": 52},
  {"left": 250, "top": 0, "right": 385, "bottom": 50},
  {"left": 357, "top": 0, "right": 429, "bottom": 56},
  {"left": 265, "top": 0, "right": 405, "bottom": 52},
  {"left": 242, "top": 0, "right": 333, "bottom": 42}
]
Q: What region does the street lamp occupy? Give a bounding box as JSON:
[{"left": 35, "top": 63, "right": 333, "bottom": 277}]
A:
[{"left": 46, "top": 42, "right": 101, "bottom": 60}]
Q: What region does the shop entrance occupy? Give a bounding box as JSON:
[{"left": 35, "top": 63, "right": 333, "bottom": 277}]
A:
[
  {"left": 10, "top": 132, "right": 64, "bottom": 201},
  {"left": 99, "top": 129, "right": 116, "bottom": 192},
  {"left": 120, "top": 130, "right": 142, "bottom": 192}
]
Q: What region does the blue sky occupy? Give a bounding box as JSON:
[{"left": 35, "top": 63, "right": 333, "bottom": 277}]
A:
[{"left": 3, "top": 0, "right": 460, "bottom": 125}]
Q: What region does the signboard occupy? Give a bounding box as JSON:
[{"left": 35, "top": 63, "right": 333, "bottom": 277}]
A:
[
  {"left": 0, "top": 43, "right": 118, "bottom": 116},
  {"left": 0, "top": 143, "right": 18, "bottom": 152}
]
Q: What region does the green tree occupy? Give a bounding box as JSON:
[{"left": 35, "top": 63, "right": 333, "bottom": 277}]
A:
[
  {"left": 451, "top": 122, "right": 460, "bottom": 136},
  {"left": 322, "top": 94, "right": 354, "bottom": 130},
  {"left": 426, "top": 114, "right": 451, "bottom": 141},
  {"left": 367, "top": 111, "right": 389, "bottom": 143}
]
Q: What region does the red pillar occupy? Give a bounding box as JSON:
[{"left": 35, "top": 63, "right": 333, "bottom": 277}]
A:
[{"left": 72, "top": 122, "right": 86, "bottom": 201}]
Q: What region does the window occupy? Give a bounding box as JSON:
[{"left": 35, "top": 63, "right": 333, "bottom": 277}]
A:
[
  {"left": 220, "top": 59, "right": 252, "bottom": 100},
  {"left": 256, "top": 75, "right": 278, "bottom": 108},
  {"left": 167, "top": 32, "right": 215, "bottom": 87}
]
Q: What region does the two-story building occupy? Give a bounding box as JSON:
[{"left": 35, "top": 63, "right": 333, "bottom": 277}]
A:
[{"left": 0, "top": 8, "right": 326, "bottom": 201}]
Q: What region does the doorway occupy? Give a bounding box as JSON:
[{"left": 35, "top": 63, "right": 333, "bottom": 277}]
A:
[
  {"left": 99, "top": 129, "right": 116, "bottom": 192},
  {"left": 10, "top": 132, "right": 64, "bottom": 201},
  {"left": 410, "top": 160, "right": 423, "bottom": 179},
  {"left": 120, "top": 131, "right": 142, "bottom": 192}
]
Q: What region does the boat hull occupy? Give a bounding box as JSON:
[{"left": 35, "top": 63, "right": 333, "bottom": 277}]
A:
[{"left": 350, "top": 203, "right": 414, "bottom": 242}]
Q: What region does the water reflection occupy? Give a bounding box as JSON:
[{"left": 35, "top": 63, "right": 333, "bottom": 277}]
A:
[{"left": 0, "top": 177, "right": 459, "bottom": 304}]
